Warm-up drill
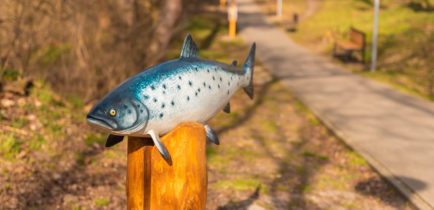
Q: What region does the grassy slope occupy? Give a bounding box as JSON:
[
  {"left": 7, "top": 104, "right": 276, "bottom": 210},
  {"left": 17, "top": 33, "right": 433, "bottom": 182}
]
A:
[{"left": 287, "top": 0, "right": 434, "bottom": 100}]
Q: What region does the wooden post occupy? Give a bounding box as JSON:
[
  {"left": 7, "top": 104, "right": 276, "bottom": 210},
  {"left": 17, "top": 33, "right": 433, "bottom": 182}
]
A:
[
  {"left": 127, "top": 122, "right": 207, "bottom": 210},
  {"left": 228, "top": 2, "right": 238, "bottom": 38}
]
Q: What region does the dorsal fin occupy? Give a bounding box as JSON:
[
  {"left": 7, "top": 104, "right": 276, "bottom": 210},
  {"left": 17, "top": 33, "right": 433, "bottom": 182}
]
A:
[{"left": 180, "top": 34, "right": 198, "bottom": 59}]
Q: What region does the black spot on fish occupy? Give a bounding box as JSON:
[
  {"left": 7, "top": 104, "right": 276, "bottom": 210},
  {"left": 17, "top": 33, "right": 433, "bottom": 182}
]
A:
[
  {"left": 144, "top": 95, "right": 149, "bottom": 99},
  {"left": 171, "top": 101, "right": 175, "bottom": 106},
  {"left": 150, "top": 85, "right": 155, "bottom": 90},
  {"left": 161, "top": 103, "right": 165, "bottom": 108},
  {"left": 163, "top": 90, "right": 166, "bottom": 94},
  {"left": 123, "top": 105, "right": 128, "bottom": 109},
  {"left": 220, "top": 77, "right": 222, "bottom": 82},
  {"left": 162, "top": 84, "right": 166, "bottom": 89},
  {"left": 153, "top": 98, "right": 157, "bottom": 102},
  {"left": 203, "top": 82, "right": 206, "bottom": 87},
  {"left": 140, "top": 109, "right": 143, "bottom": 113},
  {"left": 195, "top": 92, "right": 198, "bottom": 96},
  {"left": 128, "top": 109, "right": 132, "bottom": 114},
  {"left": 162, "top": 73, "right": 166, "bottom": 77},
  {"left": 218, "top": 84, "right": 220, "bottom": 88},
  {"left": 187, "top": 96, "right": 190, "bottom": 101},
  {"left": 189, "top": 81, "right": 192, "bottom": 86},
  {"left": 178, "top": 76, "right": 182, "bottom": 80},
  {"left": 177, "top": 85, "right": 181, "bottom": 90},
  {"left": 208, "top": 85, "right": 211, "bottom": 89},
  {"left": 198, "top": 88, "right": 201, "bottom": 92},
  {"left": 207, "top": 69, "right": 210, "bottom": 73},
  {"left": 195, "top": 67, "right": 198, "bottom": 71},
  {"left": 159, "top": 113, "right": 164, "bottom": 118},
  {"left": 227, "top": 90, "right": 230, "bottom": 95},
  {"left": 228, "top": 82, "right": 230, "bottom": 86},
  {"left": 214, "top": 67, "right": 217, "bottom": 71},
  {"left": 212, "top": 76, "right": 215, "bottom": 80}
]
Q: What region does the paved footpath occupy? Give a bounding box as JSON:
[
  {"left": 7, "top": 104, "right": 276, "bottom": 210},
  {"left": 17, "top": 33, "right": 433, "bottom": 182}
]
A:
[{"left": 237, "top": 0, "right": 434, "bottom": 209}]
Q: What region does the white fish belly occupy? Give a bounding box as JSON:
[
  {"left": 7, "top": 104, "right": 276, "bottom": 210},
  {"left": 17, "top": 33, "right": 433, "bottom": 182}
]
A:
[{"left": 143, "top": 68, "right": 248, "bottom": 135}]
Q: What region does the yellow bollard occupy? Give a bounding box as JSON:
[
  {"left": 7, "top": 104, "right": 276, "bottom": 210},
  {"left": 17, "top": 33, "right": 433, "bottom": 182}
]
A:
[
  {"left": 220, "top": 0, "right": 227, "bottom": 9},
  {"left": 229, "top": 20, "right": 236, "bottom": 38},
  {"left": 228, "top": 1, "right": 238, "bottom": 38}
]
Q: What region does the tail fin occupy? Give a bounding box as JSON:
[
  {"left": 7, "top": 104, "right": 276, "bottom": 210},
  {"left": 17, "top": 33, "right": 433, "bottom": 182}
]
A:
[{"left": 243, "top": 43, "right": 256, "bottom": 99}]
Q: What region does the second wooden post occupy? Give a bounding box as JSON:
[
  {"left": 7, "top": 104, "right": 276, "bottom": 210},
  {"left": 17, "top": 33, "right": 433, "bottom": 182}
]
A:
[{"left": 127, "top": 122, "right": 207, "bottom": 210}]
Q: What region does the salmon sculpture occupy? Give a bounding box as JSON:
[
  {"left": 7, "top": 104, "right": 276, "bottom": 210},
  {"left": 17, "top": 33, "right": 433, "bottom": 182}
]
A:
[{"left": 86, "top": 34, "right": 255, "bottom": 161}]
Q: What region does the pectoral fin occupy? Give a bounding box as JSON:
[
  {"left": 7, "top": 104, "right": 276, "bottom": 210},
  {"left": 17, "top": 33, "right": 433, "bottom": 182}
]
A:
[
  {"left": 105, "top": 134, "right": 124, "bottom": 147},
  {"left": 223, "top": 102, "right": 230, "bottom": 113},
  {"left": 148, "top": 130, "right": 172, "bottom": 163},
  {"left": 204, "top": 124, "right": 220, "bottom": 145}
]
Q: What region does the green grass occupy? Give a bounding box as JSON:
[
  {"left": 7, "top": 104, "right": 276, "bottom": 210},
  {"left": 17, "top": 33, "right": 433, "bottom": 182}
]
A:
[
  {"left": 207, "top": 147, "right": 231, "bottom": 168},
  {"left": 302, "top": 151, "right": 315, "bottom": 157},
  {"left": 347, "top": 150, "right": 368, "bottom": 166},
  {"left": 33, "top": 83, "right": 53, "bottom": 104},
  {"left": 66, "top": 95, "right": 84, "bottom": 109},
  {"left": 294, "top": 99, "right": 320, "bottom": 125},
  {"left": 29, "top": 134, "right": 46, "bottom": 150},
  {"left": 259, "top": 121, "right": 278, "bottom": 132},
  {"left": 301, "top": 184, "right": 313, "bottom": 193},
  {"left": 289, "top": 0, "right": 434, "bottom": 100},
  {"left": 1, "top": 68, "right": 20, "bottom": 81},
  {"left": 214, "top": 178, "right": 264, "bottom": 192},
  {"left": 94, "top": 197, "right": 110, "bottom": 207},
  {"left": 302, "top": 151, "right": 329, "bottom": 161},
  {"left": 84, "top": 134, "right": 105, "bottom": 146},
  {"left": 11, "top": 118, "right": 29, "bottom": 128},
  {"left": 0, "top": 134, "right": 23, "bottom": 160}
]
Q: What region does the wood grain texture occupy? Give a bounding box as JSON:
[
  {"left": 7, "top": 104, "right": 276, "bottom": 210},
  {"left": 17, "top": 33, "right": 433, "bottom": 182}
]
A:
[
  {"left": 127, "top": 137, "right": 153, "bottom": 210},
  {"left": 150, "top": 122, "right": 207, "bottom": 210},
  {"left": 126, "top": 122, "right": 207, "bottom": 210}
]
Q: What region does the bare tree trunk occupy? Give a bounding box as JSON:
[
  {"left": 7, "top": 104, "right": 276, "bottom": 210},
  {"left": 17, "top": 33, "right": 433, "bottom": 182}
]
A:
[{"left": 147, "top": 0, "right": 182, "bottom": 65}]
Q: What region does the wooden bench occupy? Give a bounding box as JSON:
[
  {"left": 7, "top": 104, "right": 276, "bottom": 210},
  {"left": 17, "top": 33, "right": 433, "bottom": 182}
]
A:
[
  {"left": 333, "top": 28, "right": 366, "bottom": 63},
  {"left": 284, "top": 13, "right": 299, "bottom": 32}
]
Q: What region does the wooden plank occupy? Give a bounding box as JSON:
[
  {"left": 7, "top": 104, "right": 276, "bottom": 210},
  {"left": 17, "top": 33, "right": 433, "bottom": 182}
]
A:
[{"left": 336, "top": 41, "right": 362, "bottom": 50}]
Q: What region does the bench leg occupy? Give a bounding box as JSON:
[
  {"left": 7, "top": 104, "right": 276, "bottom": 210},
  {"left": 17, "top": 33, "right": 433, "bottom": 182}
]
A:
[
  {"left": 333, "top": 44, "right": 337, "bottom": 57},
  {"left": 344, "top": 50, "right": 352, "bottom": 63}
]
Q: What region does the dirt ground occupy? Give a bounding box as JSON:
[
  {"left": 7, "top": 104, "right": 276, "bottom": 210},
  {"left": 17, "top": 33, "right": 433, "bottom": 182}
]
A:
[{"left": 0, "top": 9, "right": 412, "bottom": 210}]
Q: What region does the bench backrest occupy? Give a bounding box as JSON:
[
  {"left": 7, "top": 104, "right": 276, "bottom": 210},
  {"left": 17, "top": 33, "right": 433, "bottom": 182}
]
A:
[{"left": 350, "top": 28, "right": 366, "bottom": 48}]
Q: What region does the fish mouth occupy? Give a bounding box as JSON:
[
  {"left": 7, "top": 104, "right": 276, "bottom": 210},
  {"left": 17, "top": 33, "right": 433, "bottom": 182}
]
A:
[{"left": 86, "top": 115, "right": 117, "bottom": 131}]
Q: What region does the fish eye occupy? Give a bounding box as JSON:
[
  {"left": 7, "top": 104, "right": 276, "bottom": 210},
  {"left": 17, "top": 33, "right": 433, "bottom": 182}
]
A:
[{"left": 109, "top": 108, "right": 117, "bottom": 116}]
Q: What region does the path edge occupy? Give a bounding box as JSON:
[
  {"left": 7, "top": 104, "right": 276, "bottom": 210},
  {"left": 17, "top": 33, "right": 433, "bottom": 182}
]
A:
[{"left": 293, "top": 92, "right": 433, "bottom": 210}]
